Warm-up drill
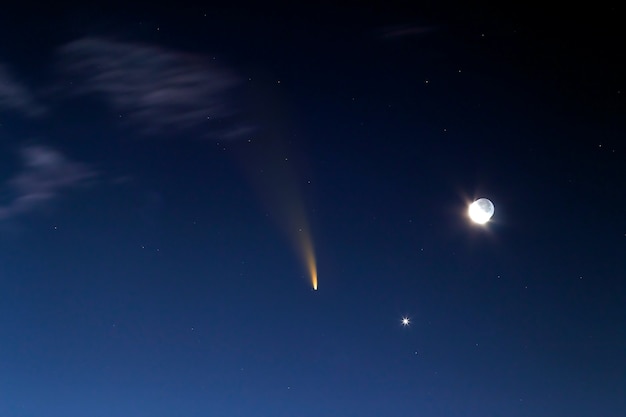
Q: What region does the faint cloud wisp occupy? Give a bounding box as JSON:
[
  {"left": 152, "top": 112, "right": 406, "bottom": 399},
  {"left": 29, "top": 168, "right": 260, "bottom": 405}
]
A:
[
  {"left": 0, "top": 145, "right": 96, "bottom": 220},
  {"left": 0, "top": 64, "right": 46, "bottom": 117},
  {"left": 377, "top": 24, "right": 438, "bottom": 40},
  {"left": 59, "top": 38, "right": 244, "bottom": 137}
]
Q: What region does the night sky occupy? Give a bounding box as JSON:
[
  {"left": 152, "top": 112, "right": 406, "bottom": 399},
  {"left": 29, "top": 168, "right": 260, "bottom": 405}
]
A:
[{"left": 1, "top": 3, "right": 624, "bottom": 416}]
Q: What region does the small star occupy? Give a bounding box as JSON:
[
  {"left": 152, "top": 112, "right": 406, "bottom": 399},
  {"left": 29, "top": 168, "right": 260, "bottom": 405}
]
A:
[{"left": 401, "top": 317, "right": 410, "bottom": 326}]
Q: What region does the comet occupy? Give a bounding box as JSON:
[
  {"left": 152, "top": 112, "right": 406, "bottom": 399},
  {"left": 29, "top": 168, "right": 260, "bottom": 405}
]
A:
[
  {"left": 232, "top": 130, "right": 319, "bottom": 291},
  {"left": 297, "top": 224, "right": 318, "bottom": 291},
  {"left": 310, "top": 256, "right": 318, "bottom": 291}
]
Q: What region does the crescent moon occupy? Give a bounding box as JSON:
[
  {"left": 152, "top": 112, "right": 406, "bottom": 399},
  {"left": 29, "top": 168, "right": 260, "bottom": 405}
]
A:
[{"left": 468, "top": 198, "right": 495, "bottom": 224}]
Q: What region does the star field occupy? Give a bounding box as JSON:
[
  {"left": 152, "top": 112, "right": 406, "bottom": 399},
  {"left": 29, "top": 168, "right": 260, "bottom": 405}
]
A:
[{"left": 0, "top": 3, "right": 624, "bottom": 417}]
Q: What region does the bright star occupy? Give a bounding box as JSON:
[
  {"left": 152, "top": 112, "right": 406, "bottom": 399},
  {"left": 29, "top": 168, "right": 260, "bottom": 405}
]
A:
[{"left": 401, "top": 317, "right": 410, "bottom": 326}]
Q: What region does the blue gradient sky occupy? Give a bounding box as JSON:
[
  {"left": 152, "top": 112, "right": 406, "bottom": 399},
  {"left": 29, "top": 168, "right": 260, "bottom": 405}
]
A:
[{"left": 0, "top": 3, "right": 624, "bottom": 416}]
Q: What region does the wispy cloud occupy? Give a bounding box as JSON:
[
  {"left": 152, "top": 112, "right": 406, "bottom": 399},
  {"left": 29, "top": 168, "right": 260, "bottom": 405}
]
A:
[
  {"left": 0, "top": 64, "right": 46, "bottom": 117},
  {"left": 0, "top": 145, "right": 96, "bottom": 220},
  {"left": 377, "top": 24, "right": 438, "bottom": 40},
  {"left": 59, "top": 38, "right": 244, "bottom": 136}
]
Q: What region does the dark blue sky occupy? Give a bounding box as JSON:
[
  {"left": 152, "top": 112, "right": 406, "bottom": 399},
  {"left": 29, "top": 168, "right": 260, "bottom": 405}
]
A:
[{"left": 0, "top": 3, "right": 624, "bottom": 417}]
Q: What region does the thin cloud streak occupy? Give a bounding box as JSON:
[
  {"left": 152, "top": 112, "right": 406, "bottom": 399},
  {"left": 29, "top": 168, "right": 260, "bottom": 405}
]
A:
[
  {"left": 0, "top": 64, "right": 46, "bottom": 117},
  {"left": 377, "top": 24, "right": 438, "bottom": 39},
  {"left": 59, "top": 38, "right": 243, "bottom": 136},
  {"left": 0, "top": 145, "right": 96, "bottom": 220}
]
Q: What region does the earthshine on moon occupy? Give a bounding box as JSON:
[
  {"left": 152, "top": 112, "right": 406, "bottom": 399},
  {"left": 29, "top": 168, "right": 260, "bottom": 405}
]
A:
[{"left": 468, "top": 198, "right": 495, "bottom": 224}]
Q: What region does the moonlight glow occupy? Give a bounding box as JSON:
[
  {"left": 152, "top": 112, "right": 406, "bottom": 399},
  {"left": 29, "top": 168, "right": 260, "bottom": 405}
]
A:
[{"left": 468, "top": 198, "right": 495, "bottom": 224}]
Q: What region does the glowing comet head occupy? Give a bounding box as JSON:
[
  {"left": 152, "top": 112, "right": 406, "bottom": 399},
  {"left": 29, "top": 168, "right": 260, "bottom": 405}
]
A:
[
  {"left": 299, "top": 229, "right": 318, "bottom": 291},
  {"left": 309, "top": 254, "right": 318, "bottom": 290}
]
